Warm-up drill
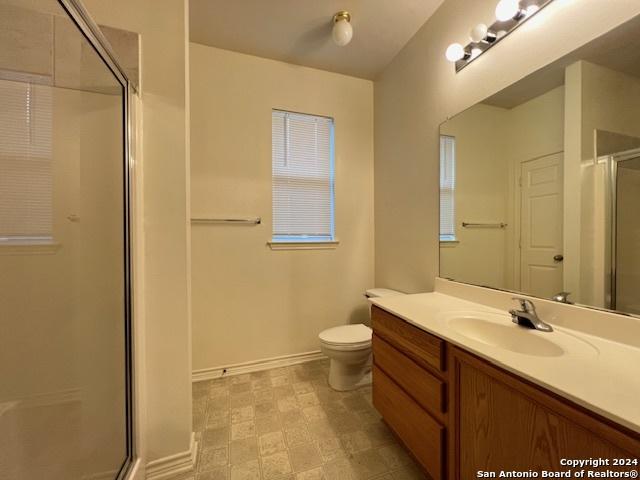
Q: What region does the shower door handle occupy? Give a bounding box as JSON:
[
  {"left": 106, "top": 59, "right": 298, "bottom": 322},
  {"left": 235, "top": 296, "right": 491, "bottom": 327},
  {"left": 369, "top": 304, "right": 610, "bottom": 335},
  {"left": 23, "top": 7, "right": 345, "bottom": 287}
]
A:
[{"left": 553, "top": 254, "right": 564, "bottom": 262}]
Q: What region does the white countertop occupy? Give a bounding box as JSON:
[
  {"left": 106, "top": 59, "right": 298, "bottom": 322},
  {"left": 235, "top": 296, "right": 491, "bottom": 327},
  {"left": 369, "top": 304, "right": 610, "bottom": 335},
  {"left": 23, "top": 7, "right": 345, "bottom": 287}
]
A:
[{"left": 371, "top": 291, "right": 640, "bottom": 433}]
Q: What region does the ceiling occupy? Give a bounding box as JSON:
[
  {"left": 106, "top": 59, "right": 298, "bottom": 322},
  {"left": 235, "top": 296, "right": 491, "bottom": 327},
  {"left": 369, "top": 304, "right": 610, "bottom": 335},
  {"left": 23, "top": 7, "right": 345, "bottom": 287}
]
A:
[
  {"left": 484, "top": 13, "right": 640, "bottom": 109},
  {"left": 189, "top": 0, "right": 444, "bottom": 80}
]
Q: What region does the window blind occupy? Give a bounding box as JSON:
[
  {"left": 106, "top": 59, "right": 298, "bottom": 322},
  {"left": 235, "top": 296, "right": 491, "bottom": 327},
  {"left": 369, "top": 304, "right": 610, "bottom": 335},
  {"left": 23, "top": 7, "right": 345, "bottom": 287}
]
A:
[
  {"left": 440, "top": 135, "right": 456, "bottom": 241},
  {"left": 272, "top": 110, "right": 335, "bottom": 242},
  {"left": 0, "top": 80, "right": 53, "bottom": 241}
]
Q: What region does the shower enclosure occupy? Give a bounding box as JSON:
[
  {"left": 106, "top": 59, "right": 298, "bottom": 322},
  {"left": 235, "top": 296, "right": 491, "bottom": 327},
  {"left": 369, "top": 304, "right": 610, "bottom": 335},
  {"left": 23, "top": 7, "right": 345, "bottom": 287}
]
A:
[
  {"left": 609, "top": 149, "right": 640, "bottom": 315},
  {"left": 0, "top": 0, "right": 134, "bottom": 478}
]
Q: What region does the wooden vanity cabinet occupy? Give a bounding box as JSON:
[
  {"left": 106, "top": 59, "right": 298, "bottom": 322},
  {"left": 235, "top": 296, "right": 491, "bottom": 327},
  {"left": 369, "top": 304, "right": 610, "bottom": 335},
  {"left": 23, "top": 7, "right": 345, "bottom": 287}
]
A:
[
  {"left": 371, "top": 306, "right": 640, "bottom": 480},
  {"left": 449, "top": 347, "right": 640, "bottom": 480},
  {"left": 372, "top": 306, "right": 448, "bottom": 480}
]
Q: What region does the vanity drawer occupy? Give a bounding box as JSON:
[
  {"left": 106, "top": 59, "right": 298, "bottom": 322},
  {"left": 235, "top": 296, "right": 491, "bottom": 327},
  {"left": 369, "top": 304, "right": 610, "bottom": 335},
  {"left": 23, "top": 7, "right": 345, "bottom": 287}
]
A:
[
  {"left": 373, "top": 334, "right": 446, "bottom": 417},
  {"left": 373, "top": 365, "right": 445, "bottom": 480},
  {"left": 372, "top": 306, "right": 446, "bottom": 372}
]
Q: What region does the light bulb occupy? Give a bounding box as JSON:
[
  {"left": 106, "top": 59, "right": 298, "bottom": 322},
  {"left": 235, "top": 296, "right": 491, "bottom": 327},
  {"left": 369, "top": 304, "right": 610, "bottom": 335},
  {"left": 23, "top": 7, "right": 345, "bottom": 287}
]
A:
[
  {"left": 525, "top": 4, "right": 540, "bottom": 16},
  {"left": 470, "top": 24, "right": 488, "bottom": 43},
  {"left": 332, "top": 18, "right": 353, "bottom": 46},
  {"left": 495, "top": 0, "right": 521, "bottom": 21},
  {"left": 445, "top": 43, "right": 465, "bottom": 62}
]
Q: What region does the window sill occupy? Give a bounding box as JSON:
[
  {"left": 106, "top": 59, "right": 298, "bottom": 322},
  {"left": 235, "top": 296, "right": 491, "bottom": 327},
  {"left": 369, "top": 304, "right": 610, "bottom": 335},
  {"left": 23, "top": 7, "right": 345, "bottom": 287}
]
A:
[
  {"left": 268, "top": 240, "right": 339, "bottom": 251},
  {"left": 0, "top": 241, "right": 61, "bottom": 255},
  {"left": 440, "top": 240, "right": 459, "bottom": 248}
]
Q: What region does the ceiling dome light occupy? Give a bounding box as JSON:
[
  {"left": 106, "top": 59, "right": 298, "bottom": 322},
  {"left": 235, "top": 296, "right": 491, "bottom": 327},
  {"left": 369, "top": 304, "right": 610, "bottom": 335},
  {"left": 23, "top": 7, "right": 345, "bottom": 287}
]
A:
[
  {"left": 470, "top": 24, "right": 489, "bottom": 43},
  {"left": 495, "top": 0, "right": 522, "bottom": 21},
  {"left": 445, "top": 43, "right": 466, "bottom": 63},
  {"left": 332, "top": 11, "right": 353, "bottom": 47}
]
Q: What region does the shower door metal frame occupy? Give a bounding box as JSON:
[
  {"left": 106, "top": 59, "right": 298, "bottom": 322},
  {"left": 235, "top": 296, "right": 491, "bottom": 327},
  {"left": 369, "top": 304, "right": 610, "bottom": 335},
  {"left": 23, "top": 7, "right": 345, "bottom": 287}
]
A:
[
  {"left": 604, "top": 147, "right": 640, "bottom": 312},
  {"left": 55, "top": 0, "right": 136, "bottom": 478}
]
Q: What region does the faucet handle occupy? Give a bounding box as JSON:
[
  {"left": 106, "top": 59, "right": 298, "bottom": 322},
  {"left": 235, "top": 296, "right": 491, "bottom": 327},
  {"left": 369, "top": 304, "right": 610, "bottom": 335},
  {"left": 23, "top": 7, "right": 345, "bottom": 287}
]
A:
[
  {"left": 512, "top": 297, "right": 536, "bottom": 313},
  {"left": 552, "top": 291, "right": 573, "bottom": 304}
]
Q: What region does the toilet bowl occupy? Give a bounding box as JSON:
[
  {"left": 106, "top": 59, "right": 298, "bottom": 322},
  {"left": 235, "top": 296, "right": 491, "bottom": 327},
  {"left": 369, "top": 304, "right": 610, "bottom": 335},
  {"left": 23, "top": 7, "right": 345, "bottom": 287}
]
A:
[{"left": 319, "top": 288, "right": 404, "bottom": 391}]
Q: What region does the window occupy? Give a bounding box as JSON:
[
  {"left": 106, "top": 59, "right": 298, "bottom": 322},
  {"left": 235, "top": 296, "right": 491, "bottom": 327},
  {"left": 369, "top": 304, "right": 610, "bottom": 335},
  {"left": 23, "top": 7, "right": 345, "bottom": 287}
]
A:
[
  {"left": 271, "top": 110, "right": 335, "bottom": 243},
  {"left": 0, "top": 80, "right": 53, "bottom": 244},
  {"left": 440, "top": 135, "right": 456, "bottom": 242}
]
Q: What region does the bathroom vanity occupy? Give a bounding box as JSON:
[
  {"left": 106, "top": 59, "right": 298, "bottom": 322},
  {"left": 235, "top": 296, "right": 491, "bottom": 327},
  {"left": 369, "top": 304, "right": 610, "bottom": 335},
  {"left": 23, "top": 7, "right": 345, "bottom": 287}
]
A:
[{"left": 370, "top": 298, "right": 640, "bottom": 480}]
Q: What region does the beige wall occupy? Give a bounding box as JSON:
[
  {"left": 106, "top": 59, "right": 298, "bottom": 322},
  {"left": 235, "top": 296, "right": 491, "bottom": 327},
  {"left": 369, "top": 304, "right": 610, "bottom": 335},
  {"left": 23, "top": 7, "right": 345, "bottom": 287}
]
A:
[
  {"left": 189, "top": 44, "right": 374, "bottom": 371},
  {"left": 80, "top": 0, "right": 193, "bottom": 464},
  {"left": 581, "top": 62, "right": 640, "bottom": 161},
  {"left": 563, "top": 61, "right": 583, "bottom": 301},
  {"left": 374, "top": 0, "right": 640, "bottom": 294},
  {"left": 507, "top": 86, "right": 566, "bottom": 164}
]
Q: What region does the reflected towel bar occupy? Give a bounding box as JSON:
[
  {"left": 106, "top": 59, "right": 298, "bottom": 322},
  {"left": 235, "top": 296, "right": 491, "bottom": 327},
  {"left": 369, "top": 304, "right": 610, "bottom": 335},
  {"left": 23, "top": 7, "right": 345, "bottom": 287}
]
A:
[
  {"left": 191, "top": 217, "right": 261, "bottom": 225},
  {"left": 462, "top": 222, "right": 507, "bottom": 229}
]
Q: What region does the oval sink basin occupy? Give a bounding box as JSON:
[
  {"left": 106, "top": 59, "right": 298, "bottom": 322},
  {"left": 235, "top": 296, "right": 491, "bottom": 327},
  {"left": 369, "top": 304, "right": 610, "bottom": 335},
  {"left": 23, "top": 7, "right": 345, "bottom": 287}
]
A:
[{"left": 438, "top": 311, "right": 598, "bottom": 357}]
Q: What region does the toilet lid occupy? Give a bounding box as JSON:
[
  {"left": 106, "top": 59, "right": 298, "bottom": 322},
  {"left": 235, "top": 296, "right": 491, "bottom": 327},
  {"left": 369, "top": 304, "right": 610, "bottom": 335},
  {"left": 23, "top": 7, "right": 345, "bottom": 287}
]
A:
[{"left": 319, "top": 324, "right": 372, "bottom": 346}]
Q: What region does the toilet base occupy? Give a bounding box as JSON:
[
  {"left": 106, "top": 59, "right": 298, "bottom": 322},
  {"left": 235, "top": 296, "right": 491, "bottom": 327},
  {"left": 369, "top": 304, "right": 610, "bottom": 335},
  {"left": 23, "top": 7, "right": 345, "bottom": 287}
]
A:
[{"left": 327, "top": 356, "right": 372, "bottom": 391}]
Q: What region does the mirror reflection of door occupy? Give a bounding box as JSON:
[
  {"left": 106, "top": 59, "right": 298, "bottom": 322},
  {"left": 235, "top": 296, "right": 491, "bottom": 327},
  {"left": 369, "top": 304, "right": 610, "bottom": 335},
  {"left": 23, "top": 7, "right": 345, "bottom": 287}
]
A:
[
  {"left": 615, "top": 156, "right": 640, "bottom": 314},
  {"left": 519, "top": 153, "right": 564, "bottom": 298}
]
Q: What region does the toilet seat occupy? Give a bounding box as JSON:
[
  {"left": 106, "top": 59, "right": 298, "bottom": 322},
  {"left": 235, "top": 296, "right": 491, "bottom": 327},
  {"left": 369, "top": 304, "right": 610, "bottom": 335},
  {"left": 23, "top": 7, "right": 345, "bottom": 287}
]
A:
[{"left": 319, "top": 324, "right": 372, "bottom": 351}]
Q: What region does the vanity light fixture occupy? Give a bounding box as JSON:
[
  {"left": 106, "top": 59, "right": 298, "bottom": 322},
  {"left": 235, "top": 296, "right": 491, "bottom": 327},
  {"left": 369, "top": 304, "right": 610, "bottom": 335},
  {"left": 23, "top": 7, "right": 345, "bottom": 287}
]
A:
[
  {"left": 332, "top": 11, "right": 353, "bottom": 47},
  {"left": 445, "top": 0, "right": 554, "bottom": 72},
  {"left": 495, "top": 0, "right": 525, "bottom": 22}
]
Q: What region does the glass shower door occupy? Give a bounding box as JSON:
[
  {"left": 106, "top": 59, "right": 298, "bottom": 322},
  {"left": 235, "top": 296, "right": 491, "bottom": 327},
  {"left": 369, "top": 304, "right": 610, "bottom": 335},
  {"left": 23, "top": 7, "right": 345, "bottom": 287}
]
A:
[
  {"left": 0, "top": 0, "right": 133, "bottom": 478},
  {"left": 615, "top": 156, "right": 640, "bottom": 315}
]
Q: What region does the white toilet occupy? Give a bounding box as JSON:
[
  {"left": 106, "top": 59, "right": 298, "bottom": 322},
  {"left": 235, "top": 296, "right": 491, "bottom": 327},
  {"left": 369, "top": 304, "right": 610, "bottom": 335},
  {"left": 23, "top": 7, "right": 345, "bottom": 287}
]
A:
[{"left": 319, "top": 288, "right": 404, "bottom": 391}]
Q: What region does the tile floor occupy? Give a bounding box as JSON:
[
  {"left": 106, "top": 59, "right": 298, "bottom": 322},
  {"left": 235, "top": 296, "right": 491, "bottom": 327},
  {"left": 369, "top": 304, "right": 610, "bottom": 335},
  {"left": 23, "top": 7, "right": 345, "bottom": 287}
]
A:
[{"left": 172, "top": 359, "right": 426, "bottom": 480}]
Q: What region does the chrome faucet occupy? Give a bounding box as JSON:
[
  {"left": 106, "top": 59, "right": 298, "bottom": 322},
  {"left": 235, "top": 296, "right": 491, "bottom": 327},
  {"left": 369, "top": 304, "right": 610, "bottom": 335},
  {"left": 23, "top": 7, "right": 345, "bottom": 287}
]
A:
[{"left": 509, "top": 298, "right": 553, "bottom": 332}]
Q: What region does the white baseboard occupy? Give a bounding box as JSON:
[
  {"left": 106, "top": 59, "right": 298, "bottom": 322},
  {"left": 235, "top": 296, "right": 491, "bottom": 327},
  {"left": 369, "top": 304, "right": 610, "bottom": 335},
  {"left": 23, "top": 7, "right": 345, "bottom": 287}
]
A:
[
  {"left": 192, "top": 350, "right": 326, "bottom": 383},
  {"left": 124, "top": 458, "right": 143, "bottom": 480},
  {"left": 145, "top": 433, "right": 198, "bottom": 480}
]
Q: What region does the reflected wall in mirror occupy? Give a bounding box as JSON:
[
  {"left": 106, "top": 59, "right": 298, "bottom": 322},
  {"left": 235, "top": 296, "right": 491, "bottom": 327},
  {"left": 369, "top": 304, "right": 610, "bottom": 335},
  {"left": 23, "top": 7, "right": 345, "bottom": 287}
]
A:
[{"left": 439, "top": 14, "right": 640, "bottom": 317}]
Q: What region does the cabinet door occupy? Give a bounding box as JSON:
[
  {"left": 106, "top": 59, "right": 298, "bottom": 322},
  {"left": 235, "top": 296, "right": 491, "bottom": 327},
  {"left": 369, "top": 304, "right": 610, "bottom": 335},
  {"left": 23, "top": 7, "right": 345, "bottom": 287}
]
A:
[
  {"left": 373, "top": 366, "right": 445, "bottom": 480},
  {"left": 451, "top": 348, "right": 640, "bottom": 480}
]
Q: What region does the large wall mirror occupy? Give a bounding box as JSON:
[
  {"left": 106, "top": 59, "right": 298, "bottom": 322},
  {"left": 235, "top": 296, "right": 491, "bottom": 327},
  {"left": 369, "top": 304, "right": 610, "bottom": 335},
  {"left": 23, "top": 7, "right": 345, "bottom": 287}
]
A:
[{"left": 439, "top": 14, "right": 640, "bottom": 317}]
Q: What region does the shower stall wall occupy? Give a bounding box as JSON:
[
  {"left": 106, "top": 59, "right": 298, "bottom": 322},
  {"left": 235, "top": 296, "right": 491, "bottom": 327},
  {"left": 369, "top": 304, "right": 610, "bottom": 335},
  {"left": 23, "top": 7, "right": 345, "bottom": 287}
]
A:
[{"left": 0, "top": 0, "right": 135, "bottom": 478}]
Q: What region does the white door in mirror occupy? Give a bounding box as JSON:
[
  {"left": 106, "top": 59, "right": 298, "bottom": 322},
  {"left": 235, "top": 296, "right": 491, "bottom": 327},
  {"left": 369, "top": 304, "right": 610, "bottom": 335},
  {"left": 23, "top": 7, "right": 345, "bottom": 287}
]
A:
[{"left": 520, "top": 152, "right": 564, "bottom": 298}]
